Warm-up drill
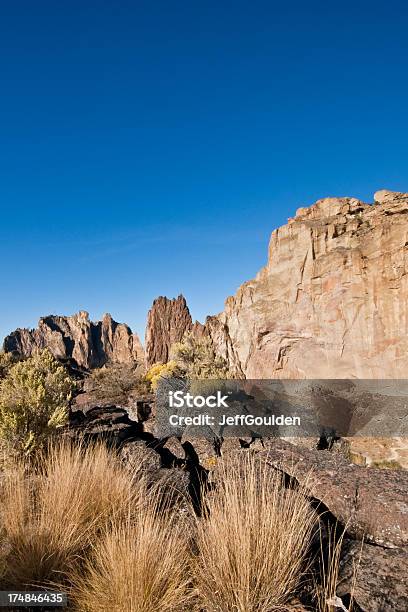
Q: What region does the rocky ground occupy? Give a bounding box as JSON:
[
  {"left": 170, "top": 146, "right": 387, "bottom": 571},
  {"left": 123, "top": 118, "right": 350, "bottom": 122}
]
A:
[{"left": 67, "top": 388, "right": 408, "bottom": 612}]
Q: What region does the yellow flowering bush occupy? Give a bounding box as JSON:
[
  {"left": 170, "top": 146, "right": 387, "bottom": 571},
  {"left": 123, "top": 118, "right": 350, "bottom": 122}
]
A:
[{"left": 145, "top": 361, "right": 180, "bottom": 390}]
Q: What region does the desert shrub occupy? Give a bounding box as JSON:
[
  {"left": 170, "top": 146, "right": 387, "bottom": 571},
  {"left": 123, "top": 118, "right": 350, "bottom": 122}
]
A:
[
  {"left": 0, "top": 352, "right": 15, "bottom": 379},
  {"left": 88, "top": 362, "right": 149, "bottom": 405},
  {"left": 171, "top": 332, "right": 230, "bottom": 379},
  {"left": 0, "top": 441, "right": 147, "bottom": 590},
  {"left": 193, "top": 453, "right": 317, "bottom": 611},
  {"left": 144, "top": 335, "right": 231, "bottom": 391},
  {"left": 71, "top": 495, "right": 193, "bottom": 612},
  {"left": 0, "top": 350, "right": 75, "bottom": 453},
  {"left": 145, "top": 360, "right": 181, "bottom": 390}
]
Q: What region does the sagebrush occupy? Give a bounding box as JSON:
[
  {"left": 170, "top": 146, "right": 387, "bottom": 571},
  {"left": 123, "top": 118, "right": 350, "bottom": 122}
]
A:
[{"left": 0, "top": 350, "right": 75, "bottom": 453}]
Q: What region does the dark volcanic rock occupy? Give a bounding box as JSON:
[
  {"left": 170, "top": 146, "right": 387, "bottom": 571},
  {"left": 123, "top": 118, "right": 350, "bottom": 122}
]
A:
[
  {"left": 63, "top": 399, "right": 407, "bottom": 610},
  {"left": 216, "top": 439, "right": 408, "bottom": 610},
  {"left": 68, "top": 405, "right": 143, "bottom": 445},
  {"left": 261, "top": 439, "right": 408, "bottom": 548},
  {"left": 3, "top": 311, "right": 144, "bottom": 370},
  {"left": 338, "top": 540, "right": 408, "bottom": 612},
  {"left": 145, "top": 295, "right": 192, "bottom": 366}
]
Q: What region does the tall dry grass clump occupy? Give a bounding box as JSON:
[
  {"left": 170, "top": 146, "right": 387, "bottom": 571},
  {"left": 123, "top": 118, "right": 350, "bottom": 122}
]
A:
[
  {"left": 193, "top": 453, "right": 317, "bottom": 612},
  {"left": 0, "top": 441, "right": 145, "bottom": 589},
  {"left": 315, "top": 523, "right": 360, "bottom": 612},
  {"left": 71, "top": 493, "right": 193, "bottom": 612}
]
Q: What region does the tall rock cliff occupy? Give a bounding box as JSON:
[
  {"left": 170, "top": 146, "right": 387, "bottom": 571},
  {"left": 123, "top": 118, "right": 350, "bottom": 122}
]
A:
[
  {"left": 145, "top": 295, "right": 192, "bottom": 366},
  {"left": 202, "top": 190, "right": 408, "bottom": 378},
  {"left": 3, "top": 311, "right": 144, "bottom": 370}
]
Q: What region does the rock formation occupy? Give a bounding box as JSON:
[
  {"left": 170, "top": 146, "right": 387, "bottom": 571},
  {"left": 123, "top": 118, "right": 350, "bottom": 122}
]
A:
[
  {"left": 202, "top": 190, "right": 408, "bottom": 378},
  {"left": 3, "top": 311, "right": 144, "bottom": 370},
  {"left": 145, "top": 295, "right": 192, "bottom": 366}
]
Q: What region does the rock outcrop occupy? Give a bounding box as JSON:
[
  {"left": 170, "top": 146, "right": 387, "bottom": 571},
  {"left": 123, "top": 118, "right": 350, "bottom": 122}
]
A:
[
  {"left": 3, "top": 311, "right": 144, "bottom": 370},
  {"left": 202, "top": 190, "right": 408, "bottom": 378},
  {"left": 64, "top": 400, "right": 408, "bottom": 611},
  {"left": 145, "top": 295, "right": 192, "bottom": 366},
  {"left": 260, "top": 439, "right": 408, "bottom": 611},
  {"left": 261, "top": 439, "right": 408, "bottom": 547}
]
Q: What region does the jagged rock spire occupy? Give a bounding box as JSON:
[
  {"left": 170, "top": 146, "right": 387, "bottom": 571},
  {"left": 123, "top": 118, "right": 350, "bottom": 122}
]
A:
[{"left": 145, "top": 295, "right": 192, "bottom": 367}]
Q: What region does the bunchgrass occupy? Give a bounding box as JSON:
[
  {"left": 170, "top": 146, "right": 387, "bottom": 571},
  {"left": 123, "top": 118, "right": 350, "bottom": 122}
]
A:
[
  {"left": 0, "top": 441, "right": 146, "bottom": 589},
  {"left": 192, "top": 453, "right": 317, "bottom": 612},
  {"left": 71, "top": 494, "right": 193, "bottom": 612}
]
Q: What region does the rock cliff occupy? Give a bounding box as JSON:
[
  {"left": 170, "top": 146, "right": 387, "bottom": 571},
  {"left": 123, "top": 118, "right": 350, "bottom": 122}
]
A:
[
  {"left": 202, "top": 190, "right": 408, "bottom": 378},
  {"left": 145, "top": 295, "right": 192, "bottom": 366},
  {"left": 3, "top": 311, "right": 144, "bottom": 370}
]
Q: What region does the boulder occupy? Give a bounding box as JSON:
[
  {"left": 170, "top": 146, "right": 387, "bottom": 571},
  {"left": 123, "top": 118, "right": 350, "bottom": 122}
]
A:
[
  {"left": 261, "top": 439, "right": 408, "bottom": 548},
  {"left": 119, "top": 440, "right": 161, "bottom": 475},
  {"left": 68, "top": 405, "right": 142, "bottom": 445},
  {"left": 338, "top": 540, "right": 408, "bottom": 611}
]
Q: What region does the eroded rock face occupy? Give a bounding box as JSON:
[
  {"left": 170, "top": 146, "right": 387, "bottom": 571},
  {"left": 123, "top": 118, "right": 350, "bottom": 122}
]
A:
[
  {"left": 203, "top": 190, "right": 408, "bottom": 378},
  {"left": 145, "top": 295, "right": 192, "bottom": 366},
  {"left": 3, "top": 311, "right": 144, "bottom": 370}
]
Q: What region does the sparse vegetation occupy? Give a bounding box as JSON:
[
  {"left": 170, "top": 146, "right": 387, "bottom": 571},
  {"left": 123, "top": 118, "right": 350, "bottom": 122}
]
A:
[
  {"left": 0, "top": 350, "right": 75, "bottom": 454},
  {"left": 371, "top": 459, "right": 402, "bottom": 470},
  {"left": 144, "top": 334, "right": 232, "bottom": 392},
  {"left": 72, "top": 501, "right": 193, "bottom": 612},
  {"left": 88, "top": 362, "right": 149, "bottom": 405},
  {"left": 314, "top": 524, "right": 358, "bottom": 612},
  {"left": 0, "top": 441, "right": 147, "bottom": 590},
  {"left": 0, "top": 439, "right": 356, "bottom": 610},
  {"left": 171, "top": 332, "right": 231, "bottom": 379},
  {"left": 0, "top": 352, "right": 15, "bottom": 379}
]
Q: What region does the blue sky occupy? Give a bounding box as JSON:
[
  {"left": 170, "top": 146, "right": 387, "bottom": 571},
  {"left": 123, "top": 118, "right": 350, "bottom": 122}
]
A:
[{"left": 1, "top": 1, "right": 407, "bottom": 343}]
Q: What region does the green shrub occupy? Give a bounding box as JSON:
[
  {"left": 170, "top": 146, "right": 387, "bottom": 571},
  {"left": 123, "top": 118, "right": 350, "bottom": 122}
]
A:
[
  {"left": 0, "top": 350, "right": 75, "bottom": 453},
  {"left": 171, "top": 332, "right": 230, "bottom": 379}
]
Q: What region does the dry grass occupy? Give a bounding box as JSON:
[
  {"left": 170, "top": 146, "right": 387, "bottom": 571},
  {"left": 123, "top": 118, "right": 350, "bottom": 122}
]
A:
[
  {"left": 71, "top": 494, "right": 193, "bottom": 612},
  {"left": 0, "top": 441, "right": 146, "bottom": 589},
  {"left": 192, "top": 453, "right": 317, "bottom": 612},
  {"left": 315, "top": 524, "right": 346, "bottom": 612},
  {"left": 315, "top": 523, "right": 361, "bottom": 612},
  {"left": 0, "top": 441, "right": 358, "bottom": 611}
]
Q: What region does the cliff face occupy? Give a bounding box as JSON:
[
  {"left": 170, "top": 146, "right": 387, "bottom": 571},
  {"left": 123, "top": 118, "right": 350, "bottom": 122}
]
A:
[
  {"left": 3, "top": 311, "right": 144, "bottom": 370},
  {"left": 145, "top": 295, "right": 192, "bottom": 366},
  {"left": 203, "top": 190, "right": 408, "bottom": 378}
]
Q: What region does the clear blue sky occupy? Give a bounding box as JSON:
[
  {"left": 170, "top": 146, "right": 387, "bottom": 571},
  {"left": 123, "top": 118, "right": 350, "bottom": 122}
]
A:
[{"left": 1, "top": 1, "right": 407, "bottom": 343}]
